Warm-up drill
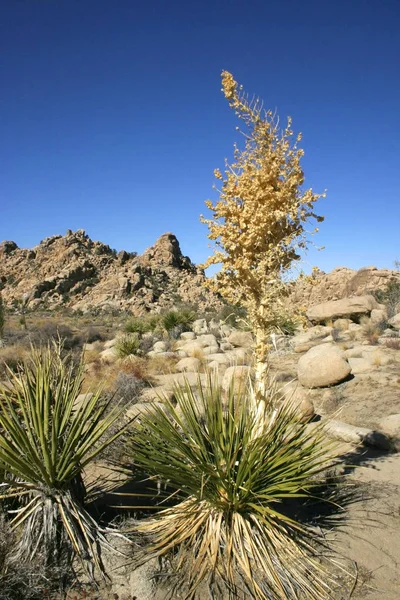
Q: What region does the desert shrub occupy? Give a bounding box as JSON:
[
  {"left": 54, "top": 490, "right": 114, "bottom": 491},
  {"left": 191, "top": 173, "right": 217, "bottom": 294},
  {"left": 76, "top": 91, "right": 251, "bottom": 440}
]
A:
[
  {"left": 360, "top": 316, "right": 387, "bottom": 345},
  {"left": 84, "top": 326, "right": 108, "bottom": 343},
  {"left": 0, "top": 346, "right": 128, "bottom": 576},
  {"left": 0, "top": 345, "right": 28, "bottom": 378},
  {"left": 139, "top": 333, "right": 160, "bottom": 354},
  {"left": 119, "top": 356, "right": 152, "bottom": 383},
  {"left": 215, "top": 303, "right": 248, "bottom": 328},
  {"left": 115, "top": 333, "right": 140, "bottom": 358},
  {"left": 126, "top": 374, "right": 354, "bottom": 600},
  {"left": 27, "top": 321, "right": 81, "bottom": 350},
  {"left": 161, "top": 309, "right": 196, "bottom": 334},
  {"left": 125, "top": 314, "right": 161, "bottom": 334},
  {"left": 373, "top": 281, "right": 400, "bottom": 317},
  {"left": 384, "top": 338, "right": 400, "bottom": 350},
  {"left": 113, "top": 372, "right": 145, "bottom": 406},
  {"left": 274, "top": 314, "right": 301, "bottom": 336}
]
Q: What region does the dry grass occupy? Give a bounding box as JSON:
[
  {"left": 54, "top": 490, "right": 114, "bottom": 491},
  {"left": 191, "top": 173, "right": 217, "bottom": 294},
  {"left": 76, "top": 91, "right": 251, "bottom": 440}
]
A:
[
  {"left": 384, "top": 338, "right": 400, "bottom": 350},
  {"left": 147, "top": 354, "right": 179, "bottom": 376},
  {"left": 0, "top": 344, "right": 29, "bottom": 378}
]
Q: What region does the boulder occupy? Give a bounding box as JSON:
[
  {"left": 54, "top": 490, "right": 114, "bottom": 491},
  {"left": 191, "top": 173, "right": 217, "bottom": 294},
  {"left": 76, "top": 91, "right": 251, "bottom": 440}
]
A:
[
  {"left": 323, "top": 419, "right": 391, "bottom": 450},
  {"left": 100, "top": 347, "right": 118, "bottom": 363},
  {"left": 180, "top": 331, "right": 196, "bottom": 340},
  {"left": 297, "top": 343, "right": 351, "bottom": 388},
  {"left": 222, "top": 365, "right": 253, "bottom": 394},
  {"left": 307, "top": 295, "right": 380, "bottom": 324},
  {"left": 202, "top": 345, "right": 220, "bottom": 355},
  {"left": 153, "top": 341, "right": 167, "bottom": 353},
  {"left": 370, "top": 308, "right": 388, "bottom": 325},
  {"left": 180, "top": 342, "right": 204, "bottom": 357},
  {"left": 348, "top": 357, "right": 374, "bottom": 374},
  {"left": 176, "top": 357, "right": 201, "bottom": 373},
  {"left": 103, "top": 338, "right": 117, "bottom": 349},
  {"left": 379, "top": 414, "right": 400, "bottom": 438},
  {"left": 280, "top": 382, "right": 315, "bottom": 423},
  {"left": 196, "top": 334, "right": 219, "bottom": 348},
  {"left": 205, "top": 353, "right": 229, "bottom": 365},
  {"left": 192, "top": 319, "right": 208, "bottom": 334},
  {"left": 388, "top": 313, "right": 400, "bottom": 330},
  {"left": 227, "top": 331, "right": 254, "bottom": 348}
]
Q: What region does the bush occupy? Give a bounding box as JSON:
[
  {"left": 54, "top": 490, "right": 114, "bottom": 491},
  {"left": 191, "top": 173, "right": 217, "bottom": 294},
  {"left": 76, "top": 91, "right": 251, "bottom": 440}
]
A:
[
  {"left": 0, "top": 346, "right": 128, "bottom": 576},
  {"left": 114, "top": 372, "right": 145, "bottom": 405},
  {"left": 161, "top": 309, "right": 196, "bottom": 334},
  {"left": 115, "top": 333, "right": 141, "bottom": 358},
  {"left": 127, "top": 374, "right": 354, "bottom": 599},
  {"left": 215, "top": 303, "right": 248, "bottom": 328},
  {"left": 125, "top": 314, "right": 161, "bottom": 335}
]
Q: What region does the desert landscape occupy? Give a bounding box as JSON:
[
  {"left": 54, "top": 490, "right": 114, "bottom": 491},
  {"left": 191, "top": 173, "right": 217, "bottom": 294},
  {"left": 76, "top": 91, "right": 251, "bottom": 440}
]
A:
[{"left": 0, "top": 229, "right": 400, "bottom": 599}]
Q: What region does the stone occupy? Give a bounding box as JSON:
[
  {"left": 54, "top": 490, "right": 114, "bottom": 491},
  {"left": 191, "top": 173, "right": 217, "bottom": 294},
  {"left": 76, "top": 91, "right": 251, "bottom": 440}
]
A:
[
  {"left": 348, "top": 357, "right": 374, "bottom": 374},
  {"left": 378, "top": 414, "right": 400, "bottom": 438},
  {"left": 222, "top": 365, "right": 253, "bottom": 393},
  {"left": 180, "top": 331, "right": 196, "bottom": 340},
  {"left": 280, "top": 382, "right": 315, "bottom": 423},
  {"left": 297, "top": 343, "right": 351, "bottom": 388},
  {"left": 100, "top": 347, "right": 118, "bottom": 363},
  {"left": 196, "top": 334, "right": 218, "bottom": 347},
  {"left": 139, "top": 386, "right": 174, "bottom": 403},
  {"left": 333, "top": 318, "right": 351, "bottom": 330},
  {"left": 370, "top": 308, "right": 388, "bottom": 324},
  {"left": 176, "top": 357, "right": 201, "bottom": 372},
  {"left": 205, "top": 353, "right": 229, "bottom": 365},
  {"left": 220, "top": 342, "right": 234, "bottom": 351},
  {"left": 323, "top": 419, "right": 391, "bottom": 450},
  {"left": 202, "top": 345, "right": 220, "bottom": 355},
  {"left": 227, "top": 331, "right": 254, "bottom": 348},
  {"left": 103, "top": 338, "right": 117, "bottom": 349},
  {"left": 388, "top": 313, "right": 400, "bottom": 330},
  {"left": 180, "top": 342, "right": 205, "bottom": 357},
  {"left": 306, "top": 295, "right": 380, "bottom": 324},
  {"left": 125, "top": 402, "right": 167, "bottom": 422},
  {"left": 207, "top": 360, "right": 228, "bottom": 373},
  {"left": 192, "top": 319, "right": 208, "bottom": 334},
  {"left": 74, "top": 392, "right": 94, "bottom": 411},
  {"left": 153, "top": 341, "right": 167, "bottom": 353}
]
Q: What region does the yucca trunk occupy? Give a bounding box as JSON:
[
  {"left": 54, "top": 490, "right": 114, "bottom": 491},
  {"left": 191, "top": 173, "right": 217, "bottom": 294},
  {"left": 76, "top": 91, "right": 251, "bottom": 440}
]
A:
[{"left": 253, "top": 327, "right": 271, "bottom": 427}]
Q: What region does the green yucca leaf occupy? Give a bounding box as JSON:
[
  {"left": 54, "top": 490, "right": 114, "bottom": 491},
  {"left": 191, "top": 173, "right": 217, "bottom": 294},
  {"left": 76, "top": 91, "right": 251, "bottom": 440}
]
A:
[
  {"left": 0, "top": 344, "right": 129, "bottom": 576},
  {"left": 126, "top": 371, "right": 356, "bottom": 600}
]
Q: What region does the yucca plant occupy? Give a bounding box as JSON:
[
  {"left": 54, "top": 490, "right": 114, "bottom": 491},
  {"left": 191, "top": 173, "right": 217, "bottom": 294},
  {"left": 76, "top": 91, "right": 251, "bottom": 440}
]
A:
[
  {"left": 115, "top": 332, "right": 141, "bottom": 358},
  {"left": 126, "top": 373, "right": 354, "bottom": 600},
  {"left": 0, "top": 345, "right": 129, "bottom": 577},
  {"left": 161, "top": 309, "right": 196, "bottom": 334}
]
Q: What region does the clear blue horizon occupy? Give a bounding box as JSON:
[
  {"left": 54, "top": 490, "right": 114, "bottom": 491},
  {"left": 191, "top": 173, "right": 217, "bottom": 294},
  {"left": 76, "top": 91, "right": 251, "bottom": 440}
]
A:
[{"left": 1, "top": 0, "right": 399, "bottom": 274}]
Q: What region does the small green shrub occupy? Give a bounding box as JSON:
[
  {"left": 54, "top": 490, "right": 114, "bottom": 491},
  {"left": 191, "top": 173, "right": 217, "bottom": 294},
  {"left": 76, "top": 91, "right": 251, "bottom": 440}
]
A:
[
  {"left": 125, "top": 314, "right": 161, "bottom": 334},
  {"left": 161, "top": 309, "right": 196, "bottom": 333},
  {"left": 215, "top": 303, "right": 248, "bottom": 327},
  {"left": 115, "top": 333, "right": 140, "bottom": 358}
]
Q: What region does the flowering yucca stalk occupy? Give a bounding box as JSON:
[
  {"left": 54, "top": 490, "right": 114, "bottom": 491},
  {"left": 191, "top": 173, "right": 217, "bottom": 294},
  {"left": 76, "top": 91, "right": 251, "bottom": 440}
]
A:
[
  {"left": 0, "top": 346, "right": 129, "bottom": 577},
  {"left": 127, "top": 373, "right": 353, "bottom": 600},
  {"left": 201, "top": 72, "right": 325, "bottom": 407}
]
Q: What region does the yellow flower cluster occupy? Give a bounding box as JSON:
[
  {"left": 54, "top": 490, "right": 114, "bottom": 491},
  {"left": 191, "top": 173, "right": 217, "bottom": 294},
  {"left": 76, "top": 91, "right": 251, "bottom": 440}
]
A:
[{"left": 201, "top": 72, "right": 324, "bottom": 394}]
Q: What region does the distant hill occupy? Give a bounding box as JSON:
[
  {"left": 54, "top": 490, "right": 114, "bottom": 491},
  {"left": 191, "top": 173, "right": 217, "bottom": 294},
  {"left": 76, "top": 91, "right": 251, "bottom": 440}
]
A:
[{"left": 0, "top": 229, "right": 222, "bottom": 315}]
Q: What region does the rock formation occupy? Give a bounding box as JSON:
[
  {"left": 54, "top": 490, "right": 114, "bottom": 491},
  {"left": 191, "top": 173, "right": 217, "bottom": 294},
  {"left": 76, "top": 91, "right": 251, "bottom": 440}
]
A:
[
  {"left": 0, "top": 230, "right": 222, "bottom": 315},
  {"left": 290, "top": 265, "right": 400, "bottom": 309}
]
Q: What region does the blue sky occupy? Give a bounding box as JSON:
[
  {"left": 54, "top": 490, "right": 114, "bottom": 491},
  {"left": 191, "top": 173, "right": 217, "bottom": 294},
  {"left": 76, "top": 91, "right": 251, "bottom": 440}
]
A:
[{"left": 1, "top": 0, "right": 399, "bottom": 274}]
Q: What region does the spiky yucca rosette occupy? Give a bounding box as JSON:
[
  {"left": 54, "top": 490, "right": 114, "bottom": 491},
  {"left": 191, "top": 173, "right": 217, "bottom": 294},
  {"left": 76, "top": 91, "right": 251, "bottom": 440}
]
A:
[{"left": 127, "top": 373, "right": 356, "bottom": 600}]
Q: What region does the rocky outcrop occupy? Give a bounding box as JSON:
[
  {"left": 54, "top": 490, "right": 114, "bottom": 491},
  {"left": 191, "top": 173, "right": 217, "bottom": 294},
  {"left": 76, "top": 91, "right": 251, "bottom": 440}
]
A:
[
  {"left": 0, "top": 229, "right": 222, "bottom": 315},
  {"left": 290, "top": 265, "right": 400, "bottom": 309},
  {"left": 306, "top": 295, "right": 381, "bottom": 324}
]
